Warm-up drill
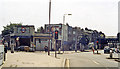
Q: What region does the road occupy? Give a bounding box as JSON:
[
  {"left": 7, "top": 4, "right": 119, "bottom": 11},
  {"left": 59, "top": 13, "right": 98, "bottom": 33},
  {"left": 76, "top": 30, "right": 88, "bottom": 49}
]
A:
[
  {"left": 54, "top": 50, "right": 119, "bottom": 67},
  {"left": 1, "top": 50, "right": 119, "bottom": 68}
]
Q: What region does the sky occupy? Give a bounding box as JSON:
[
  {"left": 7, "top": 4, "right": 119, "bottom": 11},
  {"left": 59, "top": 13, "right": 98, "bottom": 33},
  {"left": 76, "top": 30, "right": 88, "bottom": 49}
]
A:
[{"left": 0, "top": 0, "right": 119, "bottom": 36}]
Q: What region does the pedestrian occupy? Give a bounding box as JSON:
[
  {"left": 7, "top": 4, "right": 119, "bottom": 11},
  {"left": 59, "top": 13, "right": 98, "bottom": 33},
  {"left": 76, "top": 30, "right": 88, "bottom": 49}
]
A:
[
  {"left": 69, "top": 46, "right": 72, "bottom": 51},
  {"left": 4, "top": 41, "right": 8, "bottom": 61},
  {"left": 4, "top": 41, "right": 8, "bottom": 53},
  {"left": 44, "top": 46, "right": 48, "bottom": 52}
]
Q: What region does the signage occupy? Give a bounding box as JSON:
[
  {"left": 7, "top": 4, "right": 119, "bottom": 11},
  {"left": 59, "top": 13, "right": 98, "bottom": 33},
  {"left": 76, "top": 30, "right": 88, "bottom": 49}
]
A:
[{"left": 21, "top": 27, "right": 26, "bottom": 33}]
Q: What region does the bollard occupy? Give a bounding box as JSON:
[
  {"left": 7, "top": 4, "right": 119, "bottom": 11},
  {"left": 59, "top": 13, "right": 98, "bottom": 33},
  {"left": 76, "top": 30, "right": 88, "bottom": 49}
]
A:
[
  {"left": 92, "top": 47, "right": 94, "bottom": 54},
  {"left": 97, "top": 50, "right": 98, "bottom": 54},
  {"left": 75, "top": 50, "right": 77, "bottom": 52},
  {"left": 58, "top": 48, "right": 61, "bottom": 54},
  {"left": 110, "top": 52, "right": 112, "bottom": 58},
  {"left": 4, "top": 52, "right": 6, "bottom": 61},
  {"left": 93, "top": 49, "right": 94, "bottom": 54}
]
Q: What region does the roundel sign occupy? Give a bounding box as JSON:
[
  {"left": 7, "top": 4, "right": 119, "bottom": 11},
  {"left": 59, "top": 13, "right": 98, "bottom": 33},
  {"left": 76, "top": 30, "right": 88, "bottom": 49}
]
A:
[{"left": 21, "top": 27, "right": 26, "bottom": 33}]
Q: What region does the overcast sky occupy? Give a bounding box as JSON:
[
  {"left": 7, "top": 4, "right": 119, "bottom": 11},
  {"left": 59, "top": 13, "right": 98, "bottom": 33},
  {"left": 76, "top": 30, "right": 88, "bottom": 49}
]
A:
[{"left": 0, "top": 0, "right": 119, "bottom": 36}]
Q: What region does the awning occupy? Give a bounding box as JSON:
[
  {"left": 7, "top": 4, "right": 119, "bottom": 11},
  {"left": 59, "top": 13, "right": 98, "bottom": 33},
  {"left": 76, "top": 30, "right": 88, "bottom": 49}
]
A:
[{"left": 11, "top": 36, "right": 31, "bottom": 38}]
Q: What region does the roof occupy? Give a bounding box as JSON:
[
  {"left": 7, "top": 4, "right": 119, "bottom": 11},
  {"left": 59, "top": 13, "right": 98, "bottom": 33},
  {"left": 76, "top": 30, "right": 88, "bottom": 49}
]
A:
[{"left": 16, "top": 25, "right": 34, "bottom": 27}]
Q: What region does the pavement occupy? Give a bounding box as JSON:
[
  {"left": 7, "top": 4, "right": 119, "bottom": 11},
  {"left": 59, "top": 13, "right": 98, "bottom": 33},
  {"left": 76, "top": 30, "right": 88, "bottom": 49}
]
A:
[
  {"left": 0, "top": 50, "right": 119, "bottom": 68},
  {"left": 1, "top": 51, "right": 65, "bottom": 68}
]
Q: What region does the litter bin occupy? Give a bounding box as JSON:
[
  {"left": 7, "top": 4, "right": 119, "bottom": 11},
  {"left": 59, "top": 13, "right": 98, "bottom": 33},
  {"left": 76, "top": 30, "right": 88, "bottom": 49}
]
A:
[{"left": 0, "top": 45, "right": 4, "bottom": 66}]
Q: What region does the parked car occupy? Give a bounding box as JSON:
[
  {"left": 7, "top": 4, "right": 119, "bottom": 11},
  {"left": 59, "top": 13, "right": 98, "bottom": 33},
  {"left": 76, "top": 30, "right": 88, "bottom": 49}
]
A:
[
  {"left": 104, "top": 46, "right": 110, "bottom": 54},
  {"left": 17, "top": 46, "right": 25, "bottom": 51},
  {"left": 29, "top": 47, "right": 35, "bottom": 52},
  {"left": 24, "top": 46, "right": 29, "bottom": 52},
  {"left": 17, "top": 46, "right": 31, "bottom": 52}
]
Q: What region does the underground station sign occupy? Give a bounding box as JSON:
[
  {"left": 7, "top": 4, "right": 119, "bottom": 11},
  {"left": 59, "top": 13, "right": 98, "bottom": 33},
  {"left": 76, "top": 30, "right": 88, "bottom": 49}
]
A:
[{"left": 21, "top": 27, "right": 26, "bottom": 33}]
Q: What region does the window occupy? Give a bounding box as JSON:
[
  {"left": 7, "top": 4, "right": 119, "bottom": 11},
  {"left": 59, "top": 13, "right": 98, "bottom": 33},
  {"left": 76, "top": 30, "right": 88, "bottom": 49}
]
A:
[{"left": 73, "top": 31, "right": 75, "bottom": 34}]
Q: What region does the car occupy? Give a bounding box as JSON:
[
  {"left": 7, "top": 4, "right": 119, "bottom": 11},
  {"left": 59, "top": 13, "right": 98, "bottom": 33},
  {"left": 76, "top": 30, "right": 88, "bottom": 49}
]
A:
[
  {"left": 17, "top": 46, "right": 30, "bottom": 52},
  {"left": 29, "top": 47, "right": 35, "bottom": 52},
  {"left": 17, "top": 46, "right": 25, "bottom": 51},
  {"left": 104, "top": 46, "right": 110, "bottom": 54}
]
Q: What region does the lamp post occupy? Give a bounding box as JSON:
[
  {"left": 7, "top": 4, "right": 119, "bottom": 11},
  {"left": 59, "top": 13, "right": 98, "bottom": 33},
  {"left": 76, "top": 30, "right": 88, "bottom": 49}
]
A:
[
  {"left": 48, "top": 0, "right": 51, "bottom": 55},
  {"left": 62, "top": 14, "right": 72, "bottom": 53}
]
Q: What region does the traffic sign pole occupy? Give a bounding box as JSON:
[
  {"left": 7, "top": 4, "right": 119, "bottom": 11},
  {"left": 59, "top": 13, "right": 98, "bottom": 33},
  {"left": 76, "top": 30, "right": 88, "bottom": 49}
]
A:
[{"left": 55, "top": 39, "right": 57, "bottom": 58}]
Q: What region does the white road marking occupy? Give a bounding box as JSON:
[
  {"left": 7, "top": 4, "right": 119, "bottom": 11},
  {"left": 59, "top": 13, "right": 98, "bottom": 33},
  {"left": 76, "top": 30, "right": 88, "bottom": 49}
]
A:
[{"left": 92, "top": 60, "right": 99, "bottom": 65}]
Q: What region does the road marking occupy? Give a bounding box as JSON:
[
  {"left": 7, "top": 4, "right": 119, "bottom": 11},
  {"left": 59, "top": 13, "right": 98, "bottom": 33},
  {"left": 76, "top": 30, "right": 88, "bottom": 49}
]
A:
[{"left": 92, "top": 60, "right": 99, "bottom": 65}]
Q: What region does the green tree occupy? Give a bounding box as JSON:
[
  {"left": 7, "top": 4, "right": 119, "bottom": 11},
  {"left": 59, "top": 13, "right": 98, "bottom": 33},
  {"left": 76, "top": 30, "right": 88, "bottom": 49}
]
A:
[
  {"left": 2, "top": 22, "right": 22, "bottom": 36},
  {"left": 99, "top": 31, "right": 105, "bottom": 38},
  {"left": 37, "top": 26, "right": 44, "bottom": 33}
]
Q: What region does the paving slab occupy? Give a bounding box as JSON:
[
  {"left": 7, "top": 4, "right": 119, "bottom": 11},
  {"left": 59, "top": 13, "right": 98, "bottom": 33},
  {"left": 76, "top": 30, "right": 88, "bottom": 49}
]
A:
[{"left": 1, "top": 51, "right": 65, "bottom": 67}]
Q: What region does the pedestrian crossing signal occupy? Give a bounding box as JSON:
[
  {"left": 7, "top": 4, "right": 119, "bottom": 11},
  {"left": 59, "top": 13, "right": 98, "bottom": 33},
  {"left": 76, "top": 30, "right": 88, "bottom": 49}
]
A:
[
  {"left": 55, "top": 30, "right": 58, "bottom": 39},
  {"left": 96, "top": 41, "right": 99, "bottom": 45}
]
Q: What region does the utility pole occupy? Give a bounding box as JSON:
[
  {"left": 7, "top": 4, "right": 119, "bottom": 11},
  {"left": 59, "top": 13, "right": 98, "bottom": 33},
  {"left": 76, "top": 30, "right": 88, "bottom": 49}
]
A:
[
  {"left": 55, "top": 39, "right": 57, "bottom": 58},
  {"left": 48, "top": 0, "right": 51, "bottom": 55}
]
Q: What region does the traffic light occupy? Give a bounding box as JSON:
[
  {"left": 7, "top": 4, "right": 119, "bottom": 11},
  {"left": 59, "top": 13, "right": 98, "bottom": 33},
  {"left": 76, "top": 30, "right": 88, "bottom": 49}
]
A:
[{"left": 55, "top": 30, "right": 58, "bottom": 39}]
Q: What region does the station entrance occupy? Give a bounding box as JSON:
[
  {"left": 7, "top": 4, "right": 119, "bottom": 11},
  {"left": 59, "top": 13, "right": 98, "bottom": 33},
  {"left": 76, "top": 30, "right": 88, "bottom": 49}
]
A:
[{"left": 19, "top": 38, "right": 31, "bottom": 46}]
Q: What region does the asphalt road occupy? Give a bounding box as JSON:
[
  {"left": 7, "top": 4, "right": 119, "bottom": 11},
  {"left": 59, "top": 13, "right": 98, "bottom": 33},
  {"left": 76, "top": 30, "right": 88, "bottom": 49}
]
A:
[{"left": 56, "top": 50, "right": 119, "bottom": 67}]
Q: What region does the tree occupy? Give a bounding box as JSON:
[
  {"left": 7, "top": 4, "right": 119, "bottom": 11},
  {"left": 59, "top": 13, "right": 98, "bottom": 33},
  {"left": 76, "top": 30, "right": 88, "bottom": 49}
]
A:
[
  {"left": 99, "top": 31, "right": 105, "bottom": 38},
  {"left": 2, "top": 22, "right": 22, "bottom": 36},
  {"left": 37, "top": 26, "right": 44, "bottom": 33},
  {"left": 81, "top": 28, "right": 84, "bottom": 31},
  {"left": 85, "top": 27, "right": 88, "bottom": 30},
  {"left": 66, "top": 23, "right": 69, "bottom": 26}
]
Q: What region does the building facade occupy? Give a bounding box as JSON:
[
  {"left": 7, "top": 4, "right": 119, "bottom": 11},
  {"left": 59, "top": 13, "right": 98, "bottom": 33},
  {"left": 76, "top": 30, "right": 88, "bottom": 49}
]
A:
[{"left": 9, "top": 25, "right": 52, "bottom": 51}]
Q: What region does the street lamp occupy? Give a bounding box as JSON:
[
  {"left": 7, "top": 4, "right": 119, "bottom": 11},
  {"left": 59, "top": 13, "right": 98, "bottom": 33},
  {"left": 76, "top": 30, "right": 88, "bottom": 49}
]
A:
[
  {"left": 62, "top": 14, "right": 72, "bottom": 53},
  {"left": 48, "top": 0, "right": 51, "bottom": 55},
  {"left": 63, "top": 14, "right": 72, "bottom": 25}
]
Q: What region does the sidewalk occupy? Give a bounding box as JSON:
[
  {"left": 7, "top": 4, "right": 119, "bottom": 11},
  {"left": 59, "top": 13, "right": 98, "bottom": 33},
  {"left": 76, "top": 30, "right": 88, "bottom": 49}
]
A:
[{"left": 1, "top": 51, "right": 65, "bottom": 67}]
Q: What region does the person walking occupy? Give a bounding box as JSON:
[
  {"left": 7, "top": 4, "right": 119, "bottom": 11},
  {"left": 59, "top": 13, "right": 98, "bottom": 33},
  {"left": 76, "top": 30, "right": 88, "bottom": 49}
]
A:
[
  {"left": 4, "top": 41, "right": 8, "bottom": 61},
  {"left": 44, "top": 46, "right": 48, "bottom": 52}
]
